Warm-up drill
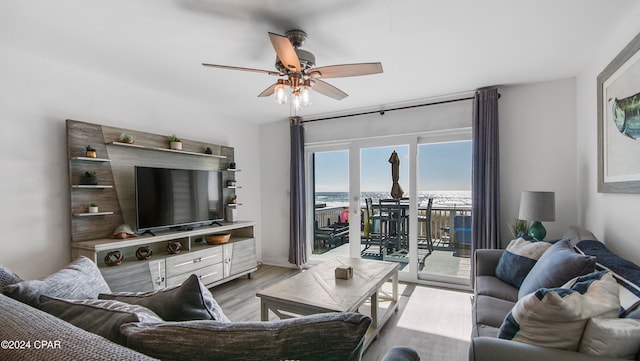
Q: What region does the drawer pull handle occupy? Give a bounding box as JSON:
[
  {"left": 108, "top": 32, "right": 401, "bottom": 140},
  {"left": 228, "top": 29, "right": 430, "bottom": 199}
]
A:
[
  {"left": 199, "top": 271, "right": 218, "bottom": 279},
  {"left": 193, "top": 257, "right": 202, "bottom": 263}
]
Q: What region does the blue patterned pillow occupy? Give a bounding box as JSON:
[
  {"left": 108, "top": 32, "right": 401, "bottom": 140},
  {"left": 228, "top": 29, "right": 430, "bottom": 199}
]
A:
[
  {"left": 495, "top": 237, "right": 552, "bottom": 288},
  {"left": 575, "top": 240, "right": 640, "bottom": 317},
  {"left": 499, "top": 271, "right": 620, "bottom": 351}
]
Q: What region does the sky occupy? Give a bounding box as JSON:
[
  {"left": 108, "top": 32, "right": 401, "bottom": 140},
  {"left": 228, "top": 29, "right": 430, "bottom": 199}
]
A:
[{"left": 314, "top": 141, "right": 472, "bottom": 192}]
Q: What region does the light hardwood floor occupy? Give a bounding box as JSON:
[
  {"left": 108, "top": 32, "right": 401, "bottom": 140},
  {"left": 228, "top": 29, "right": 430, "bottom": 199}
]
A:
[{"left": 209, "top": 264, "right": 472, "bottom": 361}]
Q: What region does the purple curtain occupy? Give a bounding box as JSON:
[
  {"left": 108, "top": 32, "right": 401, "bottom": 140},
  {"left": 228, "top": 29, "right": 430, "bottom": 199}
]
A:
[
  {"left": 289, "top": 116, "right": 307, "bottom": 267},
  {"left": 471, "top": 88, "right": 501, "bottom": 284}
]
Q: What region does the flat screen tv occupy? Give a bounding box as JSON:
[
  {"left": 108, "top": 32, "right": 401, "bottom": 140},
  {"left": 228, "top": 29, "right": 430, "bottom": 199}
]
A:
[{"left": 135, "top": 166, "right": 223, "bottom": 232}]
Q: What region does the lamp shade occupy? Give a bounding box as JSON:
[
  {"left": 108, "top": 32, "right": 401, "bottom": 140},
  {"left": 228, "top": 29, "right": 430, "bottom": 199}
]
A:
[{"left": 518, "top": 191, "right": 555, "bottom": 221}]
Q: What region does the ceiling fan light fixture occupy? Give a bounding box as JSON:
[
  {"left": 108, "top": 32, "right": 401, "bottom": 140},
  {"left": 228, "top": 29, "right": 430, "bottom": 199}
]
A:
[
  {"left": 292, "top": 92, "right": 302, "bottom": 111},
  {"left": 300, "top": 86, "right": 311, "bottom": 107},
  {"left": 274, "top": 80, "right": 288, "bottom": 104},
  {"left": 203, "top": 30, "right": 383, "bottom": 111}
]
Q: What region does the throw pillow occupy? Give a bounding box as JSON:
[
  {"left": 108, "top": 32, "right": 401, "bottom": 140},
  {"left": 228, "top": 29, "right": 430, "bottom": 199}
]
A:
[
  {"left": 0, "top": 265, "right": 22, "bottom": 287},
  {"left": 518, "top": 239, "right": 596, "bottom": 299},
  {"left": 99, "top": 273, "right": 229, "bottom": 322},
  {"left": 578, "top": 317, "right": 640, "bottom": 359},
  {"left": 2, "top": 256, "right": 111, "bottom": 308},
  {"left": 575, "top": 239, "right": 640, "bottom": 317},
  {"left": 39, "top": 295, "right": 163, "bottom": 345},
  {"left": 121, "top": 312, "right": 372, "bottom": 361},
  {"left": 499, "top": 271, "right": 620, "bottom": 351},
  {"left": 495, "top": 237, "right": 552, "bottom": 288}
]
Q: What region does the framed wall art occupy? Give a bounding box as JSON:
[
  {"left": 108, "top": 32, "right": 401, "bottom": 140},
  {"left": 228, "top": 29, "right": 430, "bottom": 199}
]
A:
[{"left": 598, "top": 31, "right": 640, "bottom": 193}]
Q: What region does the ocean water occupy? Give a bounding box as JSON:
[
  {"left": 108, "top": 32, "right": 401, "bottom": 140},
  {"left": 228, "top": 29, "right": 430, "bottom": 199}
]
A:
[{"left": 315, "top": 190, "right": 471, "bottom": 208}]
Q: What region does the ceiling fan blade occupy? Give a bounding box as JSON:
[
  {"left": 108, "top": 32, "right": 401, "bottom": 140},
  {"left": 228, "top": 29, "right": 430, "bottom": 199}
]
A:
[
  {"left": 202, "top": 63, "right": 281, "bottom": 76},
  {"left": 258, "top": 83, "right": 278, "bottom": 97},
  {"left": 309, "top": 62, "right": 383, "bottom": 79},
  {"left": 268, "top": 32, "right": 301, "bottom": 72},
  {"left": 311, "top": 80, "right": 348, "bottom": 100}
]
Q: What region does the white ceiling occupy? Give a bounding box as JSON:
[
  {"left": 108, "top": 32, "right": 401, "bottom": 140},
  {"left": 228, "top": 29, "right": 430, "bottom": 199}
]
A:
[{"left": 2, "top": 0, "right": 639, "bottom": 124}]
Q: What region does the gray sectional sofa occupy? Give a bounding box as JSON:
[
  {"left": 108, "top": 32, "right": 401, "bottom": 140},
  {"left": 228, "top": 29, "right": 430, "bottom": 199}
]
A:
[
  {"left": 469, "top": 228, "right": 640, "bottom": 361},
  {"left": 0, "top": 257, "right": 418, "bottom": 361}
]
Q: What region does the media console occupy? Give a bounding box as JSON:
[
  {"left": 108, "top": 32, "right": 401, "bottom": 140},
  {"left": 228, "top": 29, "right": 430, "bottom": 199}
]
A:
[
  {"left": 71, "top": 222, "right": 257, "bottom": 292},
  {"left": 66, "top": 119, "right": 255, "bottom": 292}
]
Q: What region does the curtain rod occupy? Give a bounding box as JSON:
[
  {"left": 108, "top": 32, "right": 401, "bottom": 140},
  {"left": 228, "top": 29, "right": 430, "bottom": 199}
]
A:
[{"left": 301, "top": 93, "right": 500, "bottom": 124}]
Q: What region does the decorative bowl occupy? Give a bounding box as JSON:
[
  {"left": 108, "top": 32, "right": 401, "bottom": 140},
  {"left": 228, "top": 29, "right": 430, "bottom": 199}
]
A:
[{"left": 205, "top": 233, "right": 231, "bottom": 245}]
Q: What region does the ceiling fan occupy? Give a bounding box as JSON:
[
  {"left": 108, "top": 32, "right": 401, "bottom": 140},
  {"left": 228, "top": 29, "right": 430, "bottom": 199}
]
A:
[{"left": 202, "top": 29, "right": 383, "bottom": 109}]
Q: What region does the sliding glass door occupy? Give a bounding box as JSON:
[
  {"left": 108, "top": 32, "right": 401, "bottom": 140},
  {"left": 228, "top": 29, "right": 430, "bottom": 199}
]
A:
[
  {"left": 416, "top": 140, "right": 472, "bottom": 287},
  {"left": 360, "top": 144, "right": 412, "bottom": 271},
  {"left": 306, "top": 134, "right": 472, "bottom": 289},
  {"left": 308, "top": 148, "right": 351, "bottom": 261}
]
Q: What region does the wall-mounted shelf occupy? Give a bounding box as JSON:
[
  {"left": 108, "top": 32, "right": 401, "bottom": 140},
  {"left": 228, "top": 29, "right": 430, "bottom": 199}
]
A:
[
  {"left": 109, "top": 141, "right": 227, "bottom": 159},
  {"left": 225, "top": 168, "right": 241, "bottom": 172},
  {"left": 226, "top": 186, "right": 242, "bottom": 189},
  {"left": 73, "top": 211, "right": 114, "bottom": 217},
  {"left": 71, "top": 156, "right": 112, "bottom": 162},
  {"left": 72, "top": 185, "right": 114, "bottom": 189},
  {"left": 227, "top": 203, "right": 243, "bottom": 207}
]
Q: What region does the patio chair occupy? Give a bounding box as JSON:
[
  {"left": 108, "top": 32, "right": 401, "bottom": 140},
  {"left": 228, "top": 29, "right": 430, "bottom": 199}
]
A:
[
  {"left": 378, "top": 198, "right": 406, "bottom": 256},
  {"left": 417, "top": 198, "right": 433, "bottom": 265},
  {"left": 361, "top": 198, "right": 385, "bottom": 259}
]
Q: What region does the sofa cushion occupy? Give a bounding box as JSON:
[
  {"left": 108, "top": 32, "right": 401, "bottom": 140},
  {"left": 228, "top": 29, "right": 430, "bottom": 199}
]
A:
[
  {"left": 475, "top": 276, "right": 518, "bottom": 303},
  {"left": 121, "top": 312, "right": 371, "bottom": 361},
  {"left": 100, "top": 273, "right": 228, "bottom": 322},
  {"left": 518, "top": 239, "right": 596, "bottom": 299},
  {"left": 2, "top": 256, "right": 111, "bottom": 308},
  {"left": 0, "top": 265, "right": 22, "bottom": 287},
  {"left": 578, "top": 317, "right": 640, "bottom": 359},
  {"left": 473, "top": 294, "right": 516, "bottom": 329},
  {"left": 473, "top": 323, "right": 500, "bottom": 338},
  {"left": 0, "top": 294, "right": 155, "bottom": 361},
  {"left": 499, "top": 271, "right": 620, "bottom": 351},
  {"left": 576, "top": 239, "right": 640, "bottom": 316},
  {"left": 495, "top": 237, "right": 552, "bottom": 289},
  {"left": 39, "top": 295, "right": 163, "bottom": 345}
]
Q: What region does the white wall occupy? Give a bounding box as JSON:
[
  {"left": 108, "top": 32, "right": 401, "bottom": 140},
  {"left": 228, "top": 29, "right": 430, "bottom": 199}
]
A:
[
  {"left": 0, "top": 46, "right": 262, "bottom": 279},
  {"left": 259, "top": 120, "right": 292, "bottom": 267},
  {"left": 498, "top": 79, "right": 578, "bottom": 246},
  {"left": 576, "top": 6, "right": 640, "bottom": 265}
]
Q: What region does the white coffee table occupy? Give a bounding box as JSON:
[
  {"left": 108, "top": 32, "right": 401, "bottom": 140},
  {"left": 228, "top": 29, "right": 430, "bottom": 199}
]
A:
[{"left": 256, "top": 256, "right": 399, "bottom": 349}]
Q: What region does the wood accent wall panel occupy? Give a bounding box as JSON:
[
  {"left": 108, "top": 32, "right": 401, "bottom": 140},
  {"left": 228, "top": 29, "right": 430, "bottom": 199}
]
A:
[
  {"left": 66, "top": 119, "right": 235, "bottom": 243},
  {"left": 67, "top": 120, "right": 123, "bottom": 242}
]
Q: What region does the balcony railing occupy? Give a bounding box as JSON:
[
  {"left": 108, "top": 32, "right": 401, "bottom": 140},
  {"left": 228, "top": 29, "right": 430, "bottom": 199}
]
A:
[{"left": 313, "top": 204, "right": 472, "bottom": 243}]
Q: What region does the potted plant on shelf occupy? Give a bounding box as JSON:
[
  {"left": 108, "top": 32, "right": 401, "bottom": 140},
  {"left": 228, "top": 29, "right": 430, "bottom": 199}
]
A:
[
  {"left": 119, "top": 133, "right": 134, "bottom": 144},
  {"left": 85, "top": 145, "right": 97, "bottom": 158},
  {"left": 168, "top": 135, "right": 182, "bottom": 150},
  {"left": 81, "top": 171, "right": 98, "bottom": 185},
  {"left": 89, "top": 203, "right": 99, "bottom": 213}
]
